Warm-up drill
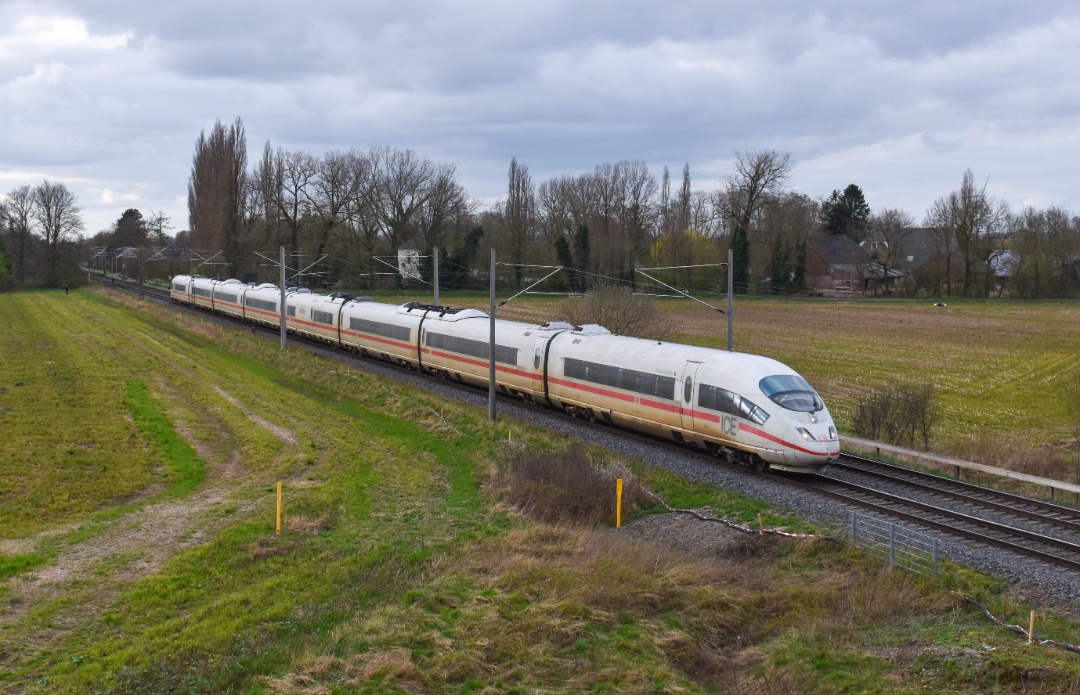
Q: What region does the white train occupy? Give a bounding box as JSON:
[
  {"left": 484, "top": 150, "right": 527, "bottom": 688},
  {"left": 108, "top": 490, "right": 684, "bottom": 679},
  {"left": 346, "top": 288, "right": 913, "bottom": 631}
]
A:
[{"left": 170, "top": 274, "right": 840, "bottom": 473}]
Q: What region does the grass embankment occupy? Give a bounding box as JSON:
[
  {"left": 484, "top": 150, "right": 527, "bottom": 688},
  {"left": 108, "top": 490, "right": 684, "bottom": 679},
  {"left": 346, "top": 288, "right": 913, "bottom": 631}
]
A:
[{"left": 0, "top": 288, "right": 1076, "bottom": 693}]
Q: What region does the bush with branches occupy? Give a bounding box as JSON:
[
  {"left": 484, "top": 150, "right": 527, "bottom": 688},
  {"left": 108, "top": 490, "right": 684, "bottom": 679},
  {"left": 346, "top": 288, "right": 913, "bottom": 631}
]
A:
[
  {"left": 852, "top": 380, "right": 938, "bottom": 449},
  {"left": 558, "top": 284, "right": 673, "bottom": 340},
  {"left": 490, "top": 447, "right": 653, "bottom": 526}
]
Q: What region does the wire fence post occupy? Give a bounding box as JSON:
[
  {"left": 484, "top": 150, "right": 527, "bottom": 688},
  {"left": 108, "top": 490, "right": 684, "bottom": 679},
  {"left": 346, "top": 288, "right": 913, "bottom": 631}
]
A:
[{"left": 847, "top": 511, "right": 940, "bottom": 577}]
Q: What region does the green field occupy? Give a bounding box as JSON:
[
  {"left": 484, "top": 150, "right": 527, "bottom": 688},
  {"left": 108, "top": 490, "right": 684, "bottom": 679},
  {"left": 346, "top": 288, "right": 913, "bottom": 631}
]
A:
[{"left": 0, "top": 288, "right": 1078, "bottom": 693}]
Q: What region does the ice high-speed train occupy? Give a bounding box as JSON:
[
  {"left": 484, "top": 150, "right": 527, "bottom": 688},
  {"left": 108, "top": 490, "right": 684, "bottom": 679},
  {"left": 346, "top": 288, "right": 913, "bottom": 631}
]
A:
[{"left": 170, "top": 275, "right": 840, "bottom": 473}]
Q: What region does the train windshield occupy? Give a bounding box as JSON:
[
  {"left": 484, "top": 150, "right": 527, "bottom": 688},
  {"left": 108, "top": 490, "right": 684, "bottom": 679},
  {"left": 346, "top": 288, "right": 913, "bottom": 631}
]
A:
[{"left": 759, "top": 375, "right": 822, "bottom": 413}]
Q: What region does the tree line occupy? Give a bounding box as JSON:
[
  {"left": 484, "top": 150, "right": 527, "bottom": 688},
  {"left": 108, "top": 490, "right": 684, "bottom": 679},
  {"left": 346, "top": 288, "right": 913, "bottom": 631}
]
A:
[
  {"left": 0, "top": 181, "right": 85, "bottom": 288},
  {"left": 2, "top": 116, "right": 1079, "bottom": 298}
]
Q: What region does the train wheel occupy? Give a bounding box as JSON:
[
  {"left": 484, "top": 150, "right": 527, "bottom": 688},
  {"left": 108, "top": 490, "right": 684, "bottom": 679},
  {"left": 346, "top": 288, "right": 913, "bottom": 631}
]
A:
[{"left": 752, "top": 457, "right": 769, "bottom": 473}]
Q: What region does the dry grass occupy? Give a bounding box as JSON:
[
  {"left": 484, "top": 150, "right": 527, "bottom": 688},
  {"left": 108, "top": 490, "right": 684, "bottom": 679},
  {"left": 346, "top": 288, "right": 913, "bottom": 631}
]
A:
[
  {"left": 277, "top": 516, "right": 1010, "bottom": 693},
  {"left": 488, "top": 447, "right": 653, "bottom": 526}
]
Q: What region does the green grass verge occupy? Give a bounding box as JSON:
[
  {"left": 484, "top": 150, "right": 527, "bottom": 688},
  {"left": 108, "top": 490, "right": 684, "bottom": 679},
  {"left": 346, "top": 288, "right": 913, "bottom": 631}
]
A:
[{"left": 123, "top": 379, "right": 205, "bottom": 498}]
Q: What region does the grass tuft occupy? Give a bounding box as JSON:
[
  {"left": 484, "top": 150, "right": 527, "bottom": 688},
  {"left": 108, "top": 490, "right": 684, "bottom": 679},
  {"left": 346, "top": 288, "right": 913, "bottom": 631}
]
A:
[
  {"left": 0, "top": 552, "right": 47, "bottom": 579},
  {"left": 124, "top": 379, "right": 206, "bottom": 498},
  {"left": 489, "top": 447, "right": 654, "bottom": 526}
]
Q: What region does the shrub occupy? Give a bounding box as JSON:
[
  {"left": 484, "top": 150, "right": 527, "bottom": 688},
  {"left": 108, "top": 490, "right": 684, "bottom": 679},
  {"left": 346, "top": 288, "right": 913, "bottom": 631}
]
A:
[
  {"left": 490, "top": 448, "right": 653, "bottom": 526},
  {"left": 852, "top": 380, "right": 938, "bottom": 449},
  {"left": 558, "top": 284, "right": 673, "bottom": 340}
]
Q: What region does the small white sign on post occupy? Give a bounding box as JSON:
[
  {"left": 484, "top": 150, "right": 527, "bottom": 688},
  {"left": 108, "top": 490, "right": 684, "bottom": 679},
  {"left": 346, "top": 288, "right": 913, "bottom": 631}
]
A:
[{"left": 398, "top": 249, "right": 422, "bottom": 281}]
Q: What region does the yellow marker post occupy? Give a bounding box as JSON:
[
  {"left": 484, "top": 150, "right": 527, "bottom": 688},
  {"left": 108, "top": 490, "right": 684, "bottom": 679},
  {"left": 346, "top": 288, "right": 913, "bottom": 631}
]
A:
[
  {"left": 276, "top": 481, "right": 282, "bottom": 535},
  {"left": 1029, "top": 610, "right": 1036, "bottom": 644},
  {"left": 616, "top": 478, "right": 623, "bottom": 528}
]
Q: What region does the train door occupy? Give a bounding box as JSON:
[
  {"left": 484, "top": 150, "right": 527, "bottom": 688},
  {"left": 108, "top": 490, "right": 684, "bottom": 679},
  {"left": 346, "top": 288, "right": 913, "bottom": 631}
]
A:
[
  {"left": 679, "top": 361, "right": 704, "bottom": 432},
  {"left": 532, "top": 329, "right": 568, "bottom": 405}
]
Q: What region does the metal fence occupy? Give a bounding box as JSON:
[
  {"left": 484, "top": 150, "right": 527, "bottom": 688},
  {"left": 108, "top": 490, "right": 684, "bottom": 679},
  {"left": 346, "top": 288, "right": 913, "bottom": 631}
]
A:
[{"left": 846, "top": 511, "right": 941, "bottom": 576}]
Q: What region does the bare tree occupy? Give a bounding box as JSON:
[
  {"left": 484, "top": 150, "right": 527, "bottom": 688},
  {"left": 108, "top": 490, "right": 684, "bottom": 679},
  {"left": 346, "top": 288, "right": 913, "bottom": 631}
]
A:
[
  {"left": 506, "top": 157, "right": 535, "bottom": 287},
  {"left": 1044, "top": 206, "right": 1080, "bottom": 298},
  {"left": 32, "top": 180, "right": 84, "bottom": 285},
  {"left": 188, "top": 117, "right": 248, "bottom": 275},
  {"left": 924, "top": 169, "right": 1009, "bottom": 297},
  {"left": 536, "top": 174, "right": 596, "bottom": 287},
  {"left": 2, "top": 185, "right": 35, "bottom": 284},
  {"left": 618, "top": 161, "right": 658, "bottom": 287},
  {"left": 417, "top": 162, "right": 472, "bottom": 256},
  {"left": 1065, "top": 369, "right": 1080, "bottom": 485},
  {"left": 311, "top": 149, "right": 368, "bottom": 258},
  {"left": 270, "top": 148, "right": 318, "bottom": 257},
  {"left": 145, "top": 209, "right": 173, "bottom": 247},
  {"left": 922, "top": 200, "right": 959, "bottom": 297},
  {"left": 867, "top": 208, "right": 915, "bottom": 294},
  {"left": 370, "top": 147, "right": 436, "bottom": 254},
  {"left": 723, "top": 150, "right": 794, "bottom": 293},
  {"left": 1010, "top": 206, "right": 1044, "bottom": 298}
]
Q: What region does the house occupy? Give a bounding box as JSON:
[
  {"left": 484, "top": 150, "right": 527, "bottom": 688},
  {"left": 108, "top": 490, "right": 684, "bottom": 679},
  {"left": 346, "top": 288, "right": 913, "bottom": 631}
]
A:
[
  {"left": 890, "top": 228, "right": 962, "bottom": 295},
  {"left": 806, "top": 234, "right": 892, "bottom": 292}
]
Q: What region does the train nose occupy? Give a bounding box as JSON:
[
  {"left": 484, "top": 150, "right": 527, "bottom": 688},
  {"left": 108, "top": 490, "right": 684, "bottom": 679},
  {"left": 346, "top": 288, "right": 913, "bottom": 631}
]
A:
[{"left": 788, "top": 423, "right": 838, "bottom": 464}]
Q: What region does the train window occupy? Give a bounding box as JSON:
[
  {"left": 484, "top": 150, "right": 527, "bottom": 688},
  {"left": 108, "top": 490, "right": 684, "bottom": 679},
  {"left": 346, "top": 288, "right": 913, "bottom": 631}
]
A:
[
  {"left": 312, "top": 309, "right": 335, "bottom": 325},
  {"left": 287, "top": 305, "right": 296, "bottom": 317},
  {"left": 564, "top": 358, "right": 675, "bottom": 400},
  {"left": 698, "top": 384, "right": 769, "bottom": 424},
  {"left": 426, "top": 332, "right": 519, "bottom": 365},
  {"left": 684, "top": 376, "right": 693, "bottom": 402},
  {"left": 246, "top": 297, "right": 277, "bottom": 312},
  {"left": 349, "top": 317, "right": 411, "bottom": 342},
  {"left": 759, "top": 375, "right": 822, "bottom": 413}
]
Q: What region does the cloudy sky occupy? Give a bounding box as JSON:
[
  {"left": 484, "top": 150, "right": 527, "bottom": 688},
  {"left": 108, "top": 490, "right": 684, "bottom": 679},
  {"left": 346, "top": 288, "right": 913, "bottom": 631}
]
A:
[{"left": 2, "top": 0, "right": 1078, "bottom": 236}]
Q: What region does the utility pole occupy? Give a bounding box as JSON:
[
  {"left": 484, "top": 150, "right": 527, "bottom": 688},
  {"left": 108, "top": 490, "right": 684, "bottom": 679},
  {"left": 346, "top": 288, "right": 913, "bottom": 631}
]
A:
[
  {"left": 433, "top": 247, "right": 440, "bottom": 306},
  {"left": 488, "top": 248, "right": 496, "bottom": 422},
  {"left": 727, "top": 248, "right": 734, "bottom": 352},
  {"left": 279, "top": 246, "right": 287, "bottom": 351}
]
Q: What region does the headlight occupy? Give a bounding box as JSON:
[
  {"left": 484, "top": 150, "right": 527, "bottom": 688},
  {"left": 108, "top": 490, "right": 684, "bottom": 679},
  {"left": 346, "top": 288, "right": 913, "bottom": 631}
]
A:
[{"left": 796, "top": 427, "right": 813, "bottom": 441}]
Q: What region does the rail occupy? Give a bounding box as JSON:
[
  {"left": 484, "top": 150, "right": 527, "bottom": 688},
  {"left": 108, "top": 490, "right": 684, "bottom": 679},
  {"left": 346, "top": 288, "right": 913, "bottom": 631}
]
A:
[{"left": 842, "top": 435, "right": 1080, "bottom": 502}]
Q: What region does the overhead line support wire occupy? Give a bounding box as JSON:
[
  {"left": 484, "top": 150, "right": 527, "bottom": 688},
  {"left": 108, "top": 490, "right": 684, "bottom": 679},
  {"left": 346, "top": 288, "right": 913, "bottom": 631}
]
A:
[
  {"left": 497, "top": 267, "right": 564, "bottom": 307},
  {"left": 635, "top": 269, "right": 727, "bottom": 315}
]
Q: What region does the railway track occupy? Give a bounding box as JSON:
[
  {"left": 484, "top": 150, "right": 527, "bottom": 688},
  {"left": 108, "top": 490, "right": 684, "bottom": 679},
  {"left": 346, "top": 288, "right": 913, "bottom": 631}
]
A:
[
  {"left": 795, "top": 467, "right": 1080, "bottom": 573},
  {"left": 95, "top": 273, "right": 1080, "bottom": 575},
  {"left": 91, "top": 274, "right": 172, "bottom": 301},
  {"left": 833, "top": 454, "right": 1080, "bottom": 534}
]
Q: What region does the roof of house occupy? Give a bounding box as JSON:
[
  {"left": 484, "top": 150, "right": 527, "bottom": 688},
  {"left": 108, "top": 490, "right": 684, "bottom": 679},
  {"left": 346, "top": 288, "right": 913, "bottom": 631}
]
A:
[
  {"left": 807, "top": 234, "right": 873, "bottom": 269},
  {"left": 889, "top": 228, "right": 949, "bottom": 272}
]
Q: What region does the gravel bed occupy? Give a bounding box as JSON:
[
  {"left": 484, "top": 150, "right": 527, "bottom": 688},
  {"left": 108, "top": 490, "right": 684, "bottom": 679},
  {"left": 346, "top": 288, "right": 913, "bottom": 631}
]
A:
[
  {"left": 826, "top": 465, "right": 1080, "bottom": 546},
  {"left": 177, "top": 306, "right": 1080, "bottom": 625}
]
